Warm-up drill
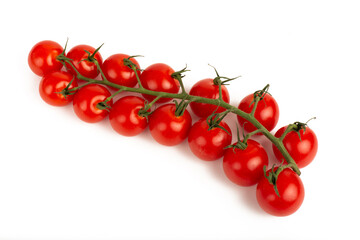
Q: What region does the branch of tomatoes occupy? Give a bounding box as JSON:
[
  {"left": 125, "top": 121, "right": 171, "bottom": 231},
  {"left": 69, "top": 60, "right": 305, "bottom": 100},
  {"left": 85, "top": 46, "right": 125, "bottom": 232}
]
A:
[
  {"left": 57, "top": 53, "right": 302, "bottom": 177},
  {"left": 29, "top": 40, "right": 319, "bottom": 216}
]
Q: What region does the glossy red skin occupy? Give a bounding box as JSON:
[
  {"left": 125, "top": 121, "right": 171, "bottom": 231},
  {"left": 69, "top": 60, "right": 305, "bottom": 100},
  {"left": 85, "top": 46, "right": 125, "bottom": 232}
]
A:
[
  {"left": 273, "top": 126, "right": 318, "bottom": 168},
  {"left": 189, "top": 78, "right": 230, "bottom": 118},
  {"left": 28, "top": 40, "right": 63, "bottom": 76},
  {"left": 256, "top": 168, "right": 305, "bottom": 216},
  {"left": 237, "top": 93, "right": 279, "bottom": 133},
  {"left": 140, "top": 63, "right": 179, "bottom": 103},
  {"left": 73, "top": 84, "right": 112, "bottom": 123},
  {"left": 109, "top": 96, "right": 148, "bottom": 137},
  {"left": 39, "top": 71, "right": 78, "bottom": 106},
  {"left": 223, "top": 139, "right": 269, "bottom": 186},
  {"left": 188, "top": 119, "right": 232, "bottom": 161},
  {"left": 66, "top": 44, "right": 103, "bottom": 78},
  {"left": 103, "top": 53, "right": 141, "bottom": 87},
  {"left": 149, "top": 104, "right": 192, "bottom": 146}
]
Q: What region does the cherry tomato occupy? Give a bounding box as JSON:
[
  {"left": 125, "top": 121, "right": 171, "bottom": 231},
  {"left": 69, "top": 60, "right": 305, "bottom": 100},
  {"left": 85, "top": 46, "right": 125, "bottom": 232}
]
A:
[
  {"left": 273, "top": 126, "right": 318, "bottom": 168},
  {"left": 149, "top": 104, "right": 192, "bottom": 146},
  {"left": 223, "top": 139, "right": 269, "bottom": 186},
  {"left": 189, "top": 78, "right": 230, "bottom": 118},
  {"left": 256, "top": 168, "right": 305, "bottom": 216},
  {"left": 73, "top": 84, "right": 112, "bottom": 123},
  {"left": 109, "top": 96, "right": 148, "bottom": 137},
  {"left": 28, "top": 40, "right": 63, "bottom": 76},
  {"left": 39, "top": 71, "right": 78, "bottom": 106},
  {"left": 140, "top": 63, "right": 179, "bottom": 103},
  {"left": 237, "top": 93, "right": 279, "bottom": 133},
  {"left": 188, "top": 119, "right": 232, "bottom": 161},
  {"left": 102, "top": 54, "right": 141, "bottom": 87},
  {"left": 66, "top": 44, "right": 103, "bottom": 78}
]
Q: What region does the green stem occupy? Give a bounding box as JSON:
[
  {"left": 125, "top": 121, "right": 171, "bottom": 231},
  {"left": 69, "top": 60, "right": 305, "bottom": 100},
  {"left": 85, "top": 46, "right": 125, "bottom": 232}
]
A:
[
  {"left": 131, "top": 65, "right": 143, "bottom": 88},
  {"left": 279, "top": 124, "right": 296, "bottom": 142},
  {"left": 243, "top": 129, "right": 263, "bottom": 143},
  {"left": 250, "top": 96, "right": 260, "bottom": 116},
  {"left": 60, "top": 59, "right": 301, "bottom": 176},
  {"left": 94, "top": 60, "right": 108, "bottom": 82}
]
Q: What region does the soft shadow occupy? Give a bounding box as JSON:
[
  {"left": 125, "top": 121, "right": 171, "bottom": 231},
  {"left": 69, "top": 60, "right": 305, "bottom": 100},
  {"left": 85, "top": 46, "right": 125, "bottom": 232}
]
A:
[
  {"left": 172, "top": 133, "right": 266, "bottom": 215},
  {"left": 238, "top": 185, "right": 265, "bottom": 215}
]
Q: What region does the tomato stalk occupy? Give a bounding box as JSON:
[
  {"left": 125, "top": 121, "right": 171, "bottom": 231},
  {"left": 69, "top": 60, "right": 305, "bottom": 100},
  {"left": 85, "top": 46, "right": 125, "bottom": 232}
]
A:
[
  {"left": 57, "top": 56, "right": 301, "bottom": 176},
  {"left": 263, "top": 162, "right": 299, "bottom": 197},
  {"left": 138, "top": 95, "right": 162, "bottom": 118},
  {"left": 280, "top": 117, "right": 317, "bottom": 142},
  {"left": 206, "top": 110, "right": 231, "bottom": 133},
  {"left": 208, "top": 64, "right": 240, "bottom": 101},
  {"left": 96, "top": 89, "right": 124, "bottom": 111},
  {"left": 250, "top": 84, "right": 270, "bottom": 116},
  {"left": 123, "top": 55, "right": 143, "bottom": 88},
  {"left": 174, "top": 99, "right": 192, "bottom": 117},
  {"left": 171, "top": 66, "right": 189, "bottom": 94},
  {"left": 94, "top": 60, "right": 108, "bottom": 83}
]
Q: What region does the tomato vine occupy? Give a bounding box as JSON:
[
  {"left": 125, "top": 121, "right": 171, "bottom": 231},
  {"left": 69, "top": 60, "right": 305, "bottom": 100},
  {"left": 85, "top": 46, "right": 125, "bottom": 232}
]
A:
[
  {"left": 57, "top": 51, "right": 301, "bottom": 176},
  {"left": 29, "top": 39, "right": 319, "bottom": 216}
]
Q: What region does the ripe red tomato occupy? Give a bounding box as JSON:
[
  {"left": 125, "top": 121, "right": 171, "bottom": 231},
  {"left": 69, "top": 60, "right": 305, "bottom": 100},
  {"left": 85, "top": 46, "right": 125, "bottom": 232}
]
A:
[
  {"left": 256, "top": 168, "right": 305, "bottom": 216},
  {"left": 39, "top": 71, "right": 78, "bottom": 106},
  {"left": 28, "top": 40, "right": 64, "bottom": 76},
  {"left": 140, "top": 63, "right": 179, "bottom": 103},
  {"left": 73, "top": 84, "right": 112, "bottom": 123},
  {"left": 223, "top": 139, "right": 269, "bottom": 186},
  {"left": 66, "top": 44, "right": 103, "bottom": 78},
  {"left": 102, "top": 54, "right": 141, "bottom": 87},
  {"left": 149, "top": 104, "right": 192, "bottom": 146},
  {"left": 188, "top": 119, "right": 232, "bottom": 161},
  {"left": 109, "top": 96, "right": 148, "bottom": 137},
  {"left": 273, "top": 126, "right": 318, "bottom": 168},
  {"left": 237, "top": 93, "right": 279, "bottom": 133},
  {"left": 189, "top": 78, "right": 230, "bottom": 118}
]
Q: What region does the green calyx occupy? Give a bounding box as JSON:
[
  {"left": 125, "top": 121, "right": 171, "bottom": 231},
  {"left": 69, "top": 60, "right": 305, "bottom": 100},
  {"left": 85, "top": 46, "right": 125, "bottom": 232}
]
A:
[
  {"left": 56, "top": 38, "right": 71, "bottom": 68},
  {"left": 208, "top": 64, "right": 240, "bottom": 86},
  {"left": 264, "top": 162, "right": 296, "bottom": 197},
  {"left": 137, "top": 95, "right": 163, "bottom": 121},
  {"left": 56, "top": 76, "right": 77, "bottom": 98},
  {"left": 81, "top": 43, "right": 104, "bottom": 63},
  {"left": 225, "top": 124, "right": 248, "bottom": 151},
  {"left": 171, "top": 65, "right": 190, "bottom": 82},
  {"left": 138, "top": 101, "right": 153, "bottom": 119},
  {"left": 123, "top": 55, "right": 143, "bottom": 71},
  {"left": 95, "top": 89, "right": 124, "bottom": 112},
  {"left": 96, "top": 101, "right": 111, "bottom": 112},
  {"left": 283, "top": 117, "right": 317, "bottom": 141},
  {"left": 250, "top": 84, "right": 271, "bottom": 108},
  {"left": 206, "top": 110, "right": 231, "bottom": 135},
  {"left": 225, "top": 124, "right": 263, "bottom": 151}
]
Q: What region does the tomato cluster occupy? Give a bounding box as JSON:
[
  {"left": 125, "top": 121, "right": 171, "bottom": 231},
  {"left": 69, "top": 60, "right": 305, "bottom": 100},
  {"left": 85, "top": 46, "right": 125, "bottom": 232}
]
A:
[{"left": 28, "top": 40, "right": 318, "bottom": 217}]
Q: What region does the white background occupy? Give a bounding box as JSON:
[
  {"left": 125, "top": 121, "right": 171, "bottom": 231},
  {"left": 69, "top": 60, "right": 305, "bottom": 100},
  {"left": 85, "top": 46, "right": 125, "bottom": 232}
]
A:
[{"left": 1, "top": 0, "right": 359, "bottom": 239}]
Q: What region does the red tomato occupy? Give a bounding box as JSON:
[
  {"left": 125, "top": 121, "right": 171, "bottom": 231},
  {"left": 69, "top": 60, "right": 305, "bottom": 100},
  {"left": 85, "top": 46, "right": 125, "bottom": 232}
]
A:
[
  {"left": 223, "top": 139, "right": 269, "bottom": 186},
  {"left": 140, "top": 63, "right": 179, "bottom": 103},
  {"left": 189, "top": 78, "right": 230, "bottom": 118},
  {"left": 66, "top": 44, "right": 103, "bottom": 78},
  {"left": 256, "top": 168, "right": 305, "bottom": 216},
  {"left": 28, "top": 40, "right": 63, "bottom": 76},
  {"left": 102, "top": 54, "right": 141, "bottom": 87},
  {"left": 149, "top": 104, "right": 192, "bottom": 146},
  {"left": 273, "top": 126, "right": 318, "bottom": 168},
  {"left": 39, "top": 71, "right": 78, "bottom": 106},
  {"left": 188, "top": 119, "right": 232, "bottom": 161},
  {"left": 237, "top": 93, "right": 279, "bottom": 133},
  {"left": 109, "top": 96, "right": 148, "bottom": 137},
  {"left": 73, "top": 84, "right": 112, "bottom": 123}
]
